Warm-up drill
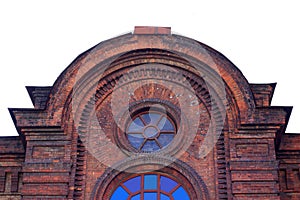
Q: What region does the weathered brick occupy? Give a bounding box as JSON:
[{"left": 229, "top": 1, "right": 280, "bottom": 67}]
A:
[{"left": 0, "top": 26, "right": 299, "bottom": 199}]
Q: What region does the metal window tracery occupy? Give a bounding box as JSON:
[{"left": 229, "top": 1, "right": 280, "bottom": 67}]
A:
[
  {"left": 126, "top": 112, "right": 176, "bottom": 152},
  {"left": 110, "top": 173, "right": 190, "bottom": 200}
]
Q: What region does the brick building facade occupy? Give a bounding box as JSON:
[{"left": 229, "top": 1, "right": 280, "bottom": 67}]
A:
[{"left": 1, "top": 27, "right": 300, "bottom": 199}]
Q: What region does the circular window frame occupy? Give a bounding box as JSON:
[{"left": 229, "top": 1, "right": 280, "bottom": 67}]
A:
[
  {"left": 126, "top": 109, "right": 177, "bottom": 152},
  {"left": 114, "top": 100, "right": 190, "bottom": 157}
]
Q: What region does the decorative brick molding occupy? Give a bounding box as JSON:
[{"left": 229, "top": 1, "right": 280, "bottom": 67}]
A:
[
  {"left": 68, "top": 49, "right": 231, "bottom": 199},
  {"left": 91, "top": 157, "right": 210, "bottom": 200}
]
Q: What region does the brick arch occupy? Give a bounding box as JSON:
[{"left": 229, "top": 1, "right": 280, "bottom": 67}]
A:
[
  {"left": 68, "top": 60, "right": 227, "bottom": 148},
  {"left": 90, "top": 157, "right": 210, "bottom": 200},
  {"left": 62, "top": 48, "right": 235, "bottom": 132},
  {"left": 47, "top": 33, "right": 255, "bottom": 128}
]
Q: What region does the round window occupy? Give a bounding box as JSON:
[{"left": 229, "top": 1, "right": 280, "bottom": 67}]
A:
[
  {"left": 110, "top": 173, "right": 190, "bottom": 200},
  {"left": 126, "top": 112, "right": 176, "bottom": 152}
]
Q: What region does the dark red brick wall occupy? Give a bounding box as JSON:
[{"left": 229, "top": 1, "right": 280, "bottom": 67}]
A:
[
  {"left": 2, "top": 27, "right": 299, "bottom": 199},
  {"left": 0, "top": 137, "right": 24, "bottom": 199},
  {"left": 277, "top": 134, "right": 300, "bottom": 199}
]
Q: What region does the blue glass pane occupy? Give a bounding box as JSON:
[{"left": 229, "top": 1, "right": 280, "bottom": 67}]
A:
[
  {"left": 131, "top": 194, "right": 141, "bottom": 200},
  {"left": 160, "top": 176, "right": 178, "bottom": 192},
  {"left": 128, "top": 134, "right": 144, "bottom": 149},
  {"left": 142, "top": 140, "right": 160, "bottom": 151},
  {"left": 128, "top": 133, "right": 143, "bottom": 138},
  {"left": 128, "top": 118, "right": 144, "bottom": 132},
  {"left": 160, "top": 194, "right": 171, "bottom": 200},
  {"left": 157, "top": 134, "right": 174, "bottom": 147},
  {"left": 172, "top": 186, "right": 190, "bottom": 200},
  {"left": 124, "top": 176, "right": 141, "bottom": 193},
  {"left": 149, "top": 113, "right": 161, "bottom": 125},
  {"left": 110, "top": 186, "right": 129, "bottom": 200},
  {"left": 144, "top": 192, "right": 157, "bottom": 200},
  {"left": 142, "top": 113, "right": 161, "bottom": 125},
  {"left": 158, "top": 117, "right": 174, "bottom": 131},
  {"left": 142, "top": 114, "right": 151, "bottom": 125},
  {"left": 157, "top": 117, "right": 166, "bottom": 129},
  {"left": 144, "top": 174, "right": 157, "bottom": 189}
]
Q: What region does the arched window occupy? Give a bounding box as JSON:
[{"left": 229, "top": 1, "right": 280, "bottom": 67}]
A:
[
  {"left": 110, "top": 173, "right": 190, "bottom": 200},
  {"left": 126, "top": 111, "right": 176, "bottom": 152}
]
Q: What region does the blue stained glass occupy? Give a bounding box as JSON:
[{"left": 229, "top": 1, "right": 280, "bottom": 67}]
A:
[
  {"left": 144, "top": 174, "right": 157, "bottom": 189},
  {"left": 172, "top": 186, "right": 190, "bottom": 200},
  {"left": 144, "top": 192, "right": 157, "bottom": 200},
  {"left": 131, "top": 194, "right": 141, "bottom": 200},
  {"left": 157, "top": 134, "right": 174, "bottom": 147},
  {"left": 142, "top": 140, "right": 160, "bottom": 151},
  {"left": 128, "top": 118, "right": 144, "bottom": 132},
  {"left": 128, "top": 134, "right": 144, "bottom": 149},
  {"left": 124, "top": 176, "right": 141, "bottom": 193},
  {"left": 160, "top": 176, "right": 178, "bottom": 192},
  {"left": 160, "top": 194, "right": 170, "bottom": 200},
  {"left": 110, "top": 186, "right": 129, "bottom": 200},
  {"left": 158, "top": 117, "right": 174, "bottom": 131}
]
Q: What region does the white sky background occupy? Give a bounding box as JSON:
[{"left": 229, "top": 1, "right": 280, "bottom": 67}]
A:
[{"left": 0, "top": 1, "right": 299, "bottom": 136}]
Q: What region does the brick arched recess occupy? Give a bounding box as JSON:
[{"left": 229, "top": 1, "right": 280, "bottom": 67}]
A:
[{"left": 62, "top": 48, "right": 237, "bottom": 199}]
